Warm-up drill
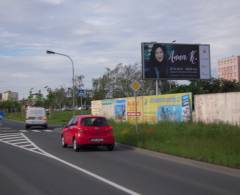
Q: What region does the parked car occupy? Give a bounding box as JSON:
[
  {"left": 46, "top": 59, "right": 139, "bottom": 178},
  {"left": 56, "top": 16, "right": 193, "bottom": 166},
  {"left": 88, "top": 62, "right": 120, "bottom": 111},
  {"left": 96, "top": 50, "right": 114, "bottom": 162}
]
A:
[
  {"left": 61, "top": 107, "right": 72, "bottom": 111},
  {"left": 78, "top": 105, "right": 91, "bottom": 110},
  {"left": 25, "top": 107, "right": 48, "bottom": 129},
  {"left": 61, "top": 115, "right": 115, "bottom": 152}
]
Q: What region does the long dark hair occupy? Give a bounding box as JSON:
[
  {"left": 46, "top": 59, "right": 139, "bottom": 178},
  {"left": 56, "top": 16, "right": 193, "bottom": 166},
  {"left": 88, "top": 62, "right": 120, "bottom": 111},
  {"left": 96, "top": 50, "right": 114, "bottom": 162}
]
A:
[
  {"left": 147, "top": 43, "right": 168, "bottom": 78},
  {"left": 149, "top": 43, "right": 166, "bottom": 67}
]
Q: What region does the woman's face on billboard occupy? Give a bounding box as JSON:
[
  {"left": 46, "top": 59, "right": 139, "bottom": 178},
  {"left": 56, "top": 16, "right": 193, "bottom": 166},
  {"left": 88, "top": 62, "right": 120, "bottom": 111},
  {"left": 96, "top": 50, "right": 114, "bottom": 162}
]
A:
[{"left": 155, "top": 47, "right": 164, "bottom": 63}]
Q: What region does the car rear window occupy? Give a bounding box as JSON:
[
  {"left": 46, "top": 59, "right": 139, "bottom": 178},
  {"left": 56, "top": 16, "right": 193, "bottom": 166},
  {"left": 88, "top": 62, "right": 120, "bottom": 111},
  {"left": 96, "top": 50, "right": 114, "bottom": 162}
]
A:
[
  {"left": 27, "top": 109, "right": 45, "bottom": 115},
  {"left": 81, "top": 117, "right": 108, "bottom": 127}
]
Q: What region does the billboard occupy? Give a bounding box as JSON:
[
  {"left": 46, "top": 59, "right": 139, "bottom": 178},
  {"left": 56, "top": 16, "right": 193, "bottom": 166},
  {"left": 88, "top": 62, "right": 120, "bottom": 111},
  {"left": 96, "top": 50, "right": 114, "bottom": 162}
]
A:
[
  {"left": 126, "top": 96, "right": 143, "bottom": 123},
  {"left": 143, "top": 93, "right": 192, "bottom": 122},
  {"left": 91, "top": 93, "right": 192, "bottom": 123},
  {"left": 142, "top": 43, "right": 211, "bottom": 80},
  {"left": 91, "top": 100, "right": 103, "bottom": 116},
  {"left": 114, "top": 99, "right": 126, "bottom": 121},
  {"left": 102, "top": 99, "right": 114, "bottom": 118}
]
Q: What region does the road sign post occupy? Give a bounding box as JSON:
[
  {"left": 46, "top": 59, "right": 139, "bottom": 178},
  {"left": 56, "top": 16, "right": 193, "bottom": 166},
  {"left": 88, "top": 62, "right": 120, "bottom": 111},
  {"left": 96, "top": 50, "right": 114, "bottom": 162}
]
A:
[
  {"left": 130, "top": 81, "right": 141, "bottom": 134},
  {"left": 78, "top": 89, "right": 85, "bottom": 109}
]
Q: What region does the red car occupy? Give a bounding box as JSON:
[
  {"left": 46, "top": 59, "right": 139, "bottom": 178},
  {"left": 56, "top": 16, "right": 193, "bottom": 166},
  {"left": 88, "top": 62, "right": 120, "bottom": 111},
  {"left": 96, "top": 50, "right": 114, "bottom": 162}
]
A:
[{"left": 61, "top": 115, "right": 115, "bottom": 152}]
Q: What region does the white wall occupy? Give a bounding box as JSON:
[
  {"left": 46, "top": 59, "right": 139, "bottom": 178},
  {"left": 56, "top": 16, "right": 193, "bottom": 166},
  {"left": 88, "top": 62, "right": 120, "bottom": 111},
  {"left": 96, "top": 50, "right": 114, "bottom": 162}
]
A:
[{"left": 195, "top": 92, "right": 240, "bottom": 125}]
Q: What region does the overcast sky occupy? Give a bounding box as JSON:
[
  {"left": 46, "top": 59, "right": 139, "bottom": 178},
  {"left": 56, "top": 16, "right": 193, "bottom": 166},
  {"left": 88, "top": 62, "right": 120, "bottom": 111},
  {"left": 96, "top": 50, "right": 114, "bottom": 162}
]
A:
[{"left": 0, "top": 0, "right": 240, "bottom": 99}]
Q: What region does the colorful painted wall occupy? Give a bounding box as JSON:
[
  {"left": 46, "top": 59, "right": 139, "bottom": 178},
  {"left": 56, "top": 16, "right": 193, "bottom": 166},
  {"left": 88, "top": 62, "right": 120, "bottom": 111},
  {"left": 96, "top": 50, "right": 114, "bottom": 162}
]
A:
[{"left": 91, "top": 93, "right": 192, "bottom": 123}]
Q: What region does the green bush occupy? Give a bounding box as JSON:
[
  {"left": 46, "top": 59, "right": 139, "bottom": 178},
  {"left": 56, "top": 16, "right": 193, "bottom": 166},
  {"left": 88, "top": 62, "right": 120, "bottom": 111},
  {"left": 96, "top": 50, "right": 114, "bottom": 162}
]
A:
[
  {"left": 6, "top": 110, "right": 91, "bottom": 125},
  {"left": 110, "top": 120, "right": 240, "bottom": 168},
  {"left": 6, "top": 112, "right": 240, "bottom": 168}
]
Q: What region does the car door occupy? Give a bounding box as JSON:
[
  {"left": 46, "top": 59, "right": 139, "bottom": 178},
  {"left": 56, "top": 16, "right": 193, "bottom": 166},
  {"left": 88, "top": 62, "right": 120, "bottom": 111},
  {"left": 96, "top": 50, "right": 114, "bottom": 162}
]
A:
[
  {"left": 64, "top": 117, "right": 74, "bottom": 144},
  {"left": 68, "top": 117, "right": 78, "bottom": 144}
]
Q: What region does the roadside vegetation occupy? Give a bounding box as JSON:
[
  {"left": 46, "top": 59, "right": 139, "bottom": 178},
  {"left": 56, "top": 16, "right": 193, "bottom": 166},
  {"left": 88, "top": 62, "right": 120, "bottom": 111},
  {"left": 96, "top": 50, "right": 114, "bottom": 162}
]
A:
[
  {"left": 6, "top": 110, "right": 91, "bottom": 125},
  {"left": 109, "top": 120, "right": 240, "bottom": 169},
  {"left": 6, "top": 111, "right": 240, "bottom": 168},
  {"left": 46, "top": 110, "right": 91, "bottom": 125}
]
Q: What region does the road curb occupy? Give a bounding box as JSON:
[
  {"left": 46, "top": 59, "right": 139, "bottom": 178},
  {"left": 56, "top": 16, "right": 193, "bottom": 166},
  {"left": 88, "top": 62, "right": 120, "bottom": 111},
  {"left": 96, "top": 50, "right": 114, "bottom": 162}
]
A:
[
  {"left": 4, "top": 118, "right": 25, "bottom": 124},
  {"left": 53, "top": 127, "right": 62, "bottom": 133},
  {"left": 117, "top": 143, "right": 240, "bottom": 178},
  {"left": 4, "top": 119, "right": 62, "bottom": 130},
  {"left": 3, "top": 119, "right": 240, "bottom": 178}
]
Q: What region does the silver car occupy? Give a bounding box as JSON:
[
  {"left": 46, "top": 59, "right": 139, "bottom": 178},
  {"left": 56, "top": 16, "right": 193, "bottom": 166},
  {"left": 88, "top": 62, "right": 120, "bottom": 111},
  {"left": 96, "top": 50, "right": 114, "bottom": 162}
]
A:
[{"left": 25, "top": 107, "right": 48, "bottom": 129}]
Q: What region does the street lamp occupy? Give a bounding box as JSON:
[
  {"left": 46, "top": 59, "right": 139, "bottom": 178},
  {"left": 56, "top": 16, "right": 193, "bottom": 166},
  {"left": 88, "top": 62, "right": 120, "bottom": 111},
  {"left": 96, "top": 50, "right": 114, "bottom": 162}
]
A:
[{"left": 46, "top": 50, "right": 75, "bottom": 116}]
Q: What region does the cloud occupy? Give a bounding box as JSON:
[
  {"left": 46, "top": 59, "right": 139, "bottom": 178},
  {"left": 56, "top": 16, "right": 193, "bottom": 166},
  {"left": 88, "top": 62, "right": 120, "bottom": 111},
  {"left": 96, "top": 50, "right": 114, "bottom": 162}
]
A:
[
  {"left": 0, "top": 30, "right": 19, "bottom": 38},
  {"left": 0, "top": 0, "right": 239, "bottom": 98},
  {"left": 10, "top": 73, "right": 30, "bottom": 79},
  {"left": 40, "top": 0, "right": 65, "bottom": 5}
]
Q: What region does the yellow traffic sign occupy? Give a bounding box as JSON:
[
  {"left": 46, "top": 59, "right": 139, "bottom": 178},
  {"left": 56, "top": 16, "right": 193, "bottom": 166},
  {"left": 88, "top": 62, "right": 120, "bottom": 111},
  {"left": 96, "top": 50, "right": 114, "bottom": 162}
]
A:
[{"left": 130, "top": 81, "right": 141, "bottom": 91}]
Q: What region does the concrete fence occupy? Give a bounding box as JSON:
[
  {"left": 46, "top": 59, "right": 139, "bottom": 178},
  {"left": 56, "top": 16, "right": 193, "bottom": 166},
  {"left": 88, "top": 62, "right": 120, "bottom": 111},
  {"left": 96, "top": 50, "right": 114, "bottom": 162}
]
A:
[{"left": 195, "top": 92, "right": 240, "bottom": 125}]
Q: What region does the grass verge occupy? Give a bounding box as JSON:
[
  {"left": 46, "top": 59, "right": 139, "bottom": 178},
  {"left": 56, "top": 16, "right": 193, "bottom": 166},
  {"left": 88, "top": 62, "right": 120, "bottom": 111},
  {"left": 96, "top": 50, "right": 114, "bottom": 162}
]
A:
[
  {"left": 109, "top": 120, "right": 240, "bottom": 168},
  {"left": 6, "top": 110, "right": 91, "bottom": 125},
  {"left": 6, "top": 112, "right": 240, "bottom": 168}
]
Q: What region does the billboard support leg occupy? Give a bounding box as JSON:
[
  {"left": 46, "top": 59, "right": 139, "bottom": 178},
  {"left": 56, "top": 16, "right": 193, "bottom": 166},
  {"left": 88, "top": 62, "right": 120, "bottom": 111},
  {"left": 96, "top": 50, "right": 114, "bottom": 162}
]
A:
[
  {"left": 156, "top": 80, "right": 162, "bottom": 95},
  {"left": 81, "top": 96, "right": 83, "bottom": 109},
  {"left": 159, "top": 80, "right": 162, "bottom": 95},
  {"left": 135, "top": 92, "right": 138, "bottom": 134}
]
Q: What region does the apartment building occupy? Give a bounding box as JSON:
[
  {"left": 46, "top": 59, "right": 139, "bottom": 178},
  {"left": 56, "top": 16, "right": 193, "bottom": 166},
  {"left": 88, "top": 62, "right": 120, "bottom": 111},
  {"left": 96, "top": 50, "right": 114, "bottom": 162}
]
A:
[
  {"left": 2, "top": 91, "right": 19, "bottom": 101},
  {"left": 218, "top": 55, "right": 240, "bottom": 81}
]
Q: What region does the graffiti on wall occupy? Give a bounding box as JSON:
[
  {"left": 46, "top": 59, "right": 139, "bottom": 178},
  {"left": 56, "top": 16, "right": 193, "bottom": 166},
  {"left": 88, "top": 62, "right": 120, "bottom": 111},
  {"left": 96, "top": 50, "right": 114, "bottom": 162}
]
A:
[
  {"left": 91, "top": 93, "right": 192, "bottom": 123},
  {"left": 114, "top": 99, "right": 126, "bottom": 121}
]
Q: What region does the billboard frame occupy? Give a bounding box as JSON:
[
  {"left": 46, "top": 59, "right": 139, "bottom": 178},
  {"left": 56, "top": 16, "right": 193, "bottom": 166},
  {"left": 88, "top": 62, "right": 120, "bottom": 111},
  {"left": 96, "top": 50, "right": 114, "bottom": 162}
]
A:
[{"left": 141, "top": 42, "right": 211, "bottom": 80}]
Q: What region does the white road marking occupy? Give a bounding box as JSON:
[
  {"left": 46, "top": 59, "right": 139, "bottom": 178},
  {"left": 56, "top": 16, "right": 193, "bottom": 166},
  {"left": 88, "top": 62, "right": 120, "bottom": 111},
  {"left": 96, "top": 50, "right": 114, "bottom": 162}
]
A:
[
  {"left": 0, "top": 132, "right": 140, "bottom": 195},
  {"left": 8, "top": 139, "right": 27, "bottom": 143},
  {"left": 19, "top": 129, "right": 53, "bottom": 133},
  {"left": 0, "top": 133, "right": 20, "bottom": 135},
  {"left": 22, "top": 144, "right": 35, "bottom": 147},
  {"left": 45, "top": 154, "right": 141, "bottom": 195},
  {"left": 30, "top": 134, "right": 140, "bottom": 195},
  {"left": 0, "top": 133, "right": 45, "bottom": 155},
  {"left": 0, "top": 134, "right": 20, "bottom": 139},
  {"left": 44, "top": 130, "right": 52, "bottom": 132},
  {"left": 15, "top": 141, "right": 30, "bottom": 145},
  {"left": 32, "top": 130, "right": 40, "bottom": 132},
  {"left": 0, "top": 127, "right": 12, "bottom": 130},
  {"left": 19, "top": 130, "right": 27, "bottom": 133},
  {"left": 2, "top": 137, "right": 24, "bottom": 142}
]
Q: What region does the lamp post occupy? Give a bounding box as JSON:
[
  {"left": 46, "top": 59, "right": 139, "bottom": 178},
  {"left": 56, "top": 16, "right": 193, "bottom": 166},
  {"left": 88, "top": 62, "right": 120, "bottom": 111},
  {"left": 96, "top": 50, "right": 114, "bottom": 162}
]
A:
[{"left": 46, "top": 50, "right": 75, "bottom": 116}]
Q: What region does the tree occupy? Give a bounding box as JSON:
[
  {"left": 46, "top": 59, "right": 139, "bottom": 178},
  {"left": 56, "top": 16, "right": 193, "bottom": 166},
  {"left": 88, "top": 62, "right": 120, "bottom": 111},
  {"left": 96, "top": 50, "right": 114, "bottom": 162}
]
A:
[
  {"left": 74, "top": 75, "right": 85, "bottom": 90},
  {"left": 167, "top": 78, "right": 240, "bottom": 110},
  {"left": 0, "top": 100, "right": 21, "bottom": 113},
  {"left": 43, "top": 75, "right": 87, "bottom": 110},
  {"left": 44, "top": 86, "right": 68, "bottom": 109},
  {"left": 92, "top": 63, "right": 163, "bottom": 100}
]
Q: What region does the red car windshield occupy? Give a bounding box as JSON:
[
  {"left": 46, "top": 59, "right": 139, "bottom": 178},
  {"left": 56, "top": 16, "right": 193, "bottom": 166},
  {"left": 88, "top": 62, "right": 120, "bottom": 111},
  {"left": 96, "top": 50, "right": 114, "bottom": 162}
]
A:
[{"left": 81, "top": 117, "right": 108, "bottom": 127}]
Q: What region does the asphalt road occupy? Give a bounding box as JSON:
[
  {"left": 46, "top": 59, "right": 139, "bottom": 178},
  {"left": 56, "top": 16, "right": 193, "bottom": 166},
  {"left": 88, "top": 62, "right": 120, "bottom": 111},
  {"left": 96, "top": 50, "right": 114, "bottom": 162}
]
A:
[{"left": 1, "top": 119, "right": 240, "bottom": 195}]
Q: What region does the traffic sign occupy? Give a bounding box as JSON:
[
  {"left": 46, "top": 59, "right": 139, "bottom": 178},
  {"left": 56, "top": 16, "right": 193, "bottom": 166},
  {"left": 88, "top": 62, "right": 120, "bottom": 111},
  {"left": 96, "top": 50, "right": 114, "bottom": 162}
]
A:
[
  {"left": 130, "top": 81, "right": 141, "bottom": 91},
  {"left": 78, "top": 89, "right": 85, "bottom": 97},
  {"left": 127, "top": 112, "right": 141, "bottom": 116}
]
